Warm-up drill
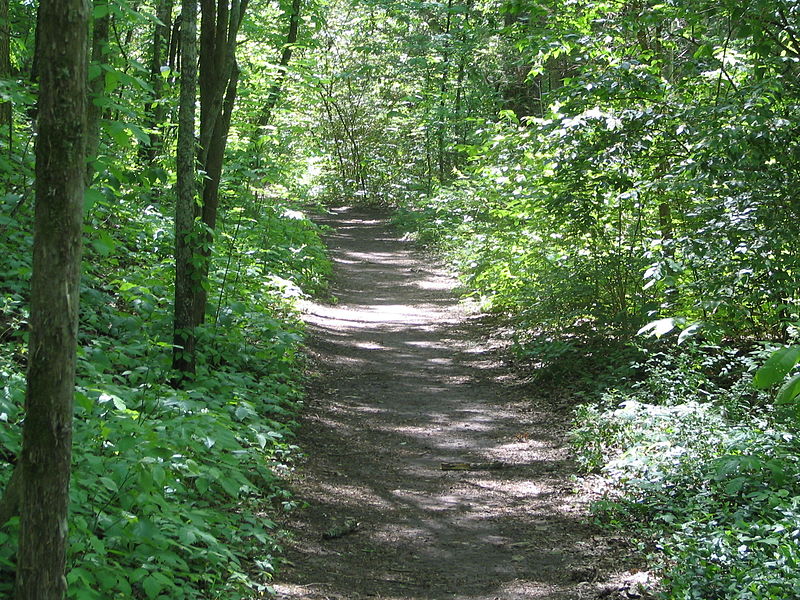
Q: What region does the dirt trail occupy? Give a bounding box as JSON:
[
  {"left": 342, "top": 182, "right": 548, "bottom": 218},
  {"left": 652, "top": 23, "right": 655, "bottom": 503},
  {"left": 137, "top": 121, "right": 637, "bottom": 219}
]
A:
[{"left": 272, "top": 207, "right": 638, "bottom": 600}]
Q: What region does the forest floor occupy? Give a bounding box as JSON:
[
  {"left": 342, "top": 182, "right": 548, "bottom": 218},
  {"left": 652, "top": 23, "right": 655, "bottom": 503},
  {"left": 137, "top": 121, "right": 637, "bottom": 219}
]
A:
[{"left": 271, "top": 206, "right": 649, "bottom": 600}]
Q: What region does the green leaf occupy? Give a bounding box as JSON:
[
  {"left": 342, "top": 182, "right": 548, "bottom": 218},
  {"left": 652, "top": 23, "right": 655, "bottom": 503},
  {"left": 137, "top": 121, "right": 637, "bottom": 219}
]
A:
[
  {"left": 104, "top": 69, "right": 121, "bottom": 93},
  {"left": 693, "top": 43, "right": 713, "bottom": 59},
  {"left": 92, "top": 230, "right": 118, "bottom": 257},
  {"left": 75, "top": 391, "right": 94, "bottom": 412},
  {"left": 95, "top": 570, "right": 118, "bottom": 591},
  {"left": 88, "top": 63, "right": 103, "bottom": 82},
  {"left": 142, "top": 575, "right": 162, "bottom": 600},
  {"left": 99, "top": 477, "right": 119, "bottom": 492},
  {"left": 98, "top": 392, "right": 127, "bottom": 411},
  {"left": 84, "top": 188, "right": 104, "bottom": 213},
  {"left": 724, "top": 477, "right": 747, "bottom": 496},
  {"left": 105, "top": 120, "right": 132, "bottom": 147},
  {"left": 67, "top": 567, "right": 97, "bottom": 587},
  {"left": 677, "top": 322, "right": 702, "bottom": 345},
  {"left": 234, "top": 404, "right": 252, "bottom": 421},
  {"left": 754, "top": 346, "right": 800, "bottom": 389},
  {"left": 92, "top": 3, "right": 110, "bottom": 18},
  {"left": 151, "top": 465, "right": 166, "bottom": 486},
  {"left": 128, "top": 123, "right": 152, "bottom": 145},
  {"left": 776, "top": 373, "right": 800, "bottom": 406},
  {"left": 219, "top": 476, "right": 241, "bottom": 498}
]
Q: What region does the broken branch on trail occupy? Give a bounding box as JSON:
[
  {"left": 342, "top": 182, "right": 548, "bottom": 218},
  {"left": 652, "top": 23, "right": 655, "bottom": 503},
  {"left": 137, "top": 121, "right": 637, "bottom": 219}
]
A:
[{"left": 440, "top": 461, "right": 507, "bottom": 471}]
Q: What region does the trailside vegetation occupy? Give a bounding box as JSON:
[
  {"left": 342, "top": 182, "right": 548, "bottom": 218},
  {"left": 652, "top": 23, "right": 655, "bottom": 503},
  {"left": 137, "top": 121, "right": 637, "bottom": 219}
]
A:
[
  {"left": 302, "top": 0, "right": 800, "bottom": 597},
  {"left": 3, "top": 0, "right": 800, "bottom": 597},
  {"left": 0, "top": 0, "right": 331, "bottom": 598}
]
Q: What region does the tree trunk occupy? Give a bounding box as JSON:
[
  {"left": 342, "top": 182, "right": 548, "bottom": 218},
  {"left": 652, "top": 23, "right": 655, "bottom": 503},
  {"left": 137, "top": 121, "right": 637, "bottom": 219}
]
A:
[
  {"left": 169, "top": 12, "right": 182, "bottom": 73},
  {"left": 15, "top": 0, "right": 87, "bottom": 598},
  {"left": 436, "top": 0, "right": 453, "bottom": 183},
  {"left": 254, "top": 0, "right": 301, "bottom": 133},
  {"left": 142, "top": 0, "right": 174, "bottom": 162},
  {"left": 173, "top": 0, "right": 198, "bottom": 377},
  {"left": 190, "top": 0, "right": 247, "bottom": 327},
  {"left": 0, "top": 0, "right": 10, "bottom": 132},
  {"left": 86, "top": 0, "right": 110, "bottom": 183},
  {"left": 193, "top": 62, "right": 239, "bottom": 326},
  {"left": 450, "top": 0, "right": 472, "bottom": 166},
  {"left": 198, "top": 0, "right": 240, "bottom": 166}
]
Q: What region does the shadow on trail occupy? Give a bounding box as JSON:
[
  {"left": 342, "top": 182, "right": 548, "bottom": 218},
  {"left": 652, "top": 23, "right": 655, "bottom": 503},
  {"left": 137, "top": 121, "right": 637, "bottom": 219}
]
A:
[{"left": 273, "top": 207, "right": 634, "bottom": 600}]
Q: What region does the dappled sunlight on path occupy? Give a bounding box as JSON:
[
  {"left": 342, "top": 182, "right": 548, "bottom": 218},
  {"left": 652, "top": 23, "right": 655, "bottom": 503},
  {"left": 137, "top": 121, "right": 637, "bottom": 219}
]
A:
[{"left": 272, "top": 206, "right": 638, "bottom": 600}]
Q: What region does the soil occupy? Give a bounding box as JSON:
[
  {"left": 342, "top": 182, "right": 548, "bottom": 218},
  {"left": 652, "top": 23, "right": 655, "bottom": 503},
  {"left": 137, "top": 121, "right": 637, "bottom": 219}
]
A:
[{"left": 271, "top": 206, "right": 648, "bottom": 600}]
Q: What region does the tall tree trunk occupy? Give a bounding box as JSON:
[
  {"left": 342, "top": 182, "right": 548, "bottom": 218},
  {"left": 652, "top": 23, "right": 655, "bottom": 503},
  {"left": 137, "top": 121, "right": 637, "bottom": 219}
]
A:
[
  {"left": 193, "top": 62, "right": 239, "bottom": 325},
  {"left": 173, "top": 0, "right": 198, "bottom": 377},
  {"left": 191, "top": 0, "right": 247, "bottom": 327},
  {"left": 198, "top": 0, "right": 241, "bottom": 166},
  {"left": 169, "top": 13, "right": 182, "bottom": 73},
  {"left": 142, "top": 0, "right": 174, "bottom": 162},
  {"left": 15, "top": 0, "right": 87, "bottom": 597},
  {"left": 436, "top": 0, "right": 453, "bottom": 183},
  {"left": 0, "top": 0, "right": 10, "bottom": 133},
  {"left": 86, "top": 0, "right": 110, "bottom": 183},
  {"left": 254, "top": 0, "right": 301, "bottom": 133},
  {"left": 448, "top": 0, "right": 471, "bottom": 171}
]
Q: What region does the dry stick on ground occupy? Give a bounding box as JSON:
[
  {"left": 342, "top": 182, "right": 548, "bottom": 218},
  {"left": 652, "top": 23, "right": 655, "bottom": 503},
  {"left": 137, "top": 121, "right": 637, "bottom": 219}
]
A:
[{"left": 440, "top": 461, "right": 507, "bottom": 471}]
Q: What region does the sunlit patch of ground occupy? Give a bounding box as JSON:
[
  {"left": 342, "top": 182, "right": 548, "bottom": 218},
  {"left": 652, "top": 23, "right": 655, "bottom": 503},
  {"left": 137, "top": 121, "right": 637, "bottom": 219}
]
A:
[{"left": 272, "top": 207, "right": 645, "bottom": 600}]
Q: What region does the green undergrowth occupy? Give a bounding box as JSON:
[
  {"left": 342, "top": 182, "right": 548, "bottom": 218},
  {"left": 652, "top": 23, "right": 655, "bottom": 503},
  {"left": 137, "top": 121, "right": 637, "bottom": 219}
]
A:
[
  {"left": 398, "top": 197, "right": 800, "bottom": 597},
  {"left": 0, "top": 189, "right": 331, "bottom": 599},
  {"left": 389, "top": 108, "right": 800, "bottom": 595},
  {"left": 570, "top": 344, "right": 800, "bottom": 600}
]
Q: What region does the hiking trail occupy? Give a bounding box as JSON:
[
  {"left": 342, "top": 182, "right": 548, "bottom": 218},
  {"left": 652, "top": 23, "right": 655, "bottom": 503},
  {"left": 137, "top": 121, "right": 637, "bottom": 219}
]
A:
[{"left": 272, "top": 206, "right": 642, "bottom": 600}]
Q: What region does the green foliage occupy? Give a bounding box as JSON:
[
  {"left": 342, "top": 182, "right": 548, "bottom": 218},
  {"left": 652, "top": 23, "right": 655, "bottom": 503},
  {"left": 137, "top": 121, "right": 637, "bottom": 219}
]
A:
[
  {"left": 0, "top": 179, "right": 330, "bottom": 597},
  {"left": 1, "top": 0, "right": 338, "bottom": 592},
  {"left": 381, "top": 0, "right": 800, "bottom": 347},
  {"left": 379, "top": 9, "right": 800, "bottom": 596},
  {"left": 299, "top": 0, "right": 504, "bottom": 204},
  {"left": 397, "top": 110, "right": 654, "bottom": 336},
  {"left": 5, "top": 0, "right": 800, "bottom": 595},
  {"left": 569, "top": 349, "right": 800, "bottom": 600}
]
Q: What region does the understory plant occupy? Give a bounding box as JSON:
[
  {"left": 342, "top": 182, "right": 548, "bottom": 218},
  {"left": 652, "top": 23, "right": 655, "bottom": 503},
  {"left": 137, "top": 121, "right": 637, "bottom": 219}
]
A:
[
  {"left": 570, "top": 345, "right": 800, "bottom": 600},
  {"left": 0, "top": 192, "right": 330, "bottom": 599}
]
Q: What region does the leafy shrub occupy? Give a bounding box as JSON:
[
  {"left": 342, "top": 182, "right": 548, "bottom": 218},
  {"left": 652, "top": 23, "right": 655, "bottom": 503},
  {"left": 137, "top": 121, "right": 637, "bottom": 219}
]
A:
[
  {"left": 571, "top": 352, "right": 800, "bottom": 600},
  {"left": 0, "top": 194, "right": 330, "bottom": 598}
]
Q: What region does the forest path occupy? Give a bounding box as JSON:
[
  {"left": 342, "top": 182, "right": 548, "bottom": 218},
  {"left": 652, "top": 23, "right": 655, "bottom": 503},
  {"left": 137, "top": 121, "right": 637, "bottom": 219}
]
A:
[{"left": 272, "top": 207, "right": 635, "bottom": 600}]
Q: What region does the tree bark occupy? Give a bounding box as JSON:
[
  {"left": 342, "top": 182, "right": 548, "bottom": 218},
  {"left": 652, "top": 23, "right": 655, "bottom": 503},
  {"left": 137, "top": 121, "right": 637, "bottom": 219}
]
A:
[
  {"left": 86, "top": 0, "right": 110, "bottom": 183},
  {"left": 190, "top": 0, "right": 247, "bottom": 327},
  {"left": 169, "top": 12, "right": 182, "bottom": 73},
  {"left": 15, "top": 0, "right": 87, "bottom": 597},
  {"left": 198, "top": 0, "right": 243, "bottom": 167},
  {"left": 142, "top": 0, "right": 174, "bottom": 162},
  {"left": 0, "top": 0, "right": 10, "bottom": 131},
  {"left": 193, "top": 61, "right": 238, "bottom": 325},
  {"left": 436, "top": 0, "right": 454, "bottom": 183},
  {"left": 173, "top": 0, "right": 198, "bottom": 377},
  {"left": 254, "top": 0, "right": 301, "bottom": 133}
]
